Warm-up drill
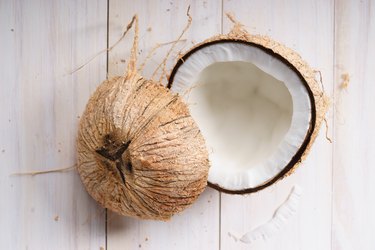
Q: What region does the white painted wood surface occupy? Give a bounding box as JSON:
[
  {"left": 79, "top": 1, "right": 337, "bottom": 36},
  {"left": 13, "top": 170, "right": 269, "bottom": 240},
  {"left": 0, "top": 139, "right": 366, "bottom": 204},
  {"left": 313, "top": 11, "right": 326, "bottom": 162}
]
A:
[
  {"left": 333, "top": 1, "right": 375, "bottom": 249},
  {"left": 0, "top": 0, "right": 107, "bottom": 249},
  {"left": 1, "top": 0, "right": 374, "bottom": 249}
]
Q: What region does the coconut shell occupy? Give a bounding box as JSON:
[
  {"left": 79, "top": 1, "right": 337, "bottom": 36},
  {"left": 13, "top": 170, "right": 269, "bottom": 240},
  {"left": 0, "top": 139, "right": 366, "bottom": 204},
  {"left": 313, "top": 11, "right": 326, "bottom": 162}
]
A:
[
  {"left": 77, "top": 71, "right": 209, "bottom": 220},
  {"left": 168, "top": 21, "right": 329, "bottom": 194}
]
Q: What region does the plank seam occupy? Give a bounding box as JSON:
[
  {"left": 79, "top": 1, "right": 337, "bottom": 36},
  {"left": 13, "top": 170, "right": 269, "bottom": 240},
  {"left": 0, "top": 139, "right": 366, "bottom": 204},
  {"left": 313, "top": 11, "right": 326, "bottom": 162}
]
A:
[
  {"left": 105, "top": 0, "right": 110, "bottom": 249},
  {"left": 219, "top": 2, "right": 224, "bottom": 250},
  {"left": 331, "top": 0, "right": 336, "bottom": 249}
]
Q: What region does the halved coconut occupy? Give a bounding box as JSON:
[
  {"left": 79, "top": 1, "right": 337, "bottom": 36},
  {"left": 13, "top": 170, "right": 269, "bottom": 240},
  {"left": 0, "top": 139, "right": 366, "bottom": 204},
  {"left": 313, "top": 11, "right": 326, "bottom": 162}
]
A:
[{"left": 168, "top": 23, "right": 328, "bottom": 194}]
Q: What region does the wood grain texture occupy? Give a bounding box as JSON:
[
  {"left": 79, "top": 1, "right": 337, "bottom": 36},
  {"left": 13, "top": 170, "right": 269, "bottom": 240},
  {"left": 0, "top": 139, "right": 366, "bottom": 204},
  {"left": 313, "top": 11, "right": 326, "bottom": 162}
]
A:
[
  {"left": 106, "top": 1, "right": 221, "bottom": 249},
  {"left": 0, "top": 0, "right": 107, "bottom": 249},
  {"left": 332, "top": 1, "right": 375, "bottom": 249},
  {"left": 2, "top": 0, "right": 375, "bottom": 249},
  {"left": 220, "top": 1, "right": 334, "bottom": 250}
]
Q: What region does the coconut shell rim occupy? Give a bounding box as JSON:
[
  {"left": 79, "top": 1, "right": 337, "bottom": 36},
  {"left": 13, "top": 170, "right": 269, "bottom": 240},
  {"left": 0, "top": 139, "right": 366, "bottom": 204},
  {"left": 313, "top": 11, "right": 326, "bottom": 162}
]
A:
[{"left": 167, "top": 36, "right": 327, "bottom": 194}]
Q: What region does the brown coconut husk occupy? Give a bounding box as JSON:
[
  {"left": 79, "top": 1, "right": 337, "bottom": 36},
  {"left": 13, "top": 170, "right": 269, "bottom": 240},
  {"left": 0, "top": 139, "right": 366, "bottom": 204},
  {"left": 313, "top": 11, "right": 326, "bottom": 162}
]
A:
[
  {"left": 168, "top": 14, "right": 329, "bottom": 194},
  {"left": 77, "top": 15, "right": 209, "bottom": 220}
]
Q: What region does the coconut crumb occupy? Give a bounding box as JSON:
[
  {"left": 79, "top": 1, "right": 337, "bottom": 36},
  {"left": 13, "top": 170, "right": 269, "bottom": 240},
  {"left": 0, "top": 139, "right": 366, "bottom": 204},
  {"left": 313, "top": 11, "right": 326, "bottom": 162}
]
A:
[
  {"left": 54, "top": 215, "right": 59, "bottom": 221},
  {"left": 147, "top": 27, "right": 152, "bottom": 32},
  {"left": 340, "top": 73, "right": 350, "bottom": 89}
]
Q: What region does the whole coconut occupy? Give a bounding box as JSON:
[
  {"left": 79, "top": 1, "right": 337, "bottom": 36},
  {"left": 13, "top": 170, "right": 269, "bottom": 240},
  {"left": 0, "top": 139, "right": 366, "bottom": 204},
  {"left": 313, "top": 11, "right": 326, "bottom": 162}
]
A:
[{"left": 77, "top": 15, "right": 209, "bottom": 220}]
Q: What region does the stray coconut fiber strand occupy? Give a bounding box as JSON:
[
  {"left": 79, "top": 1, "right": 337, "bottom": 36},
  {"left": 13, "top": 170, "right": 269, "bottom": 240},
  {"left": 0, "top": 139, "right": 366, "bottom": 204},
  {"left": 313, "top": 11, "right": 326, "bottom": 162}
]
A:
[
  {"left": 11, "top": 165, "right": 76, "bottom": 176},
  {"left": 10, "top": 16, "right": 140, "bottom": 177},
  {"left": 11, "top": 11, "right": 192, "bottom": 179}
]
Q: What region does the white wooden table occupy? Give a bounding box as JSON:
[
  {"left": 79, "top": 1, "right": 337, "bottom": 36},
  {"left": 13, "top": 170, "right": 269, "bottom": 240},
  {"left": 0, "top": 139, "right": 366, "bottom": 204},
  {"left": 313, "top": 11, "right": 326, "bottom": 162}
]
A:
[{"left": 1, "top": 0, "right": 374, "bottom": 249}]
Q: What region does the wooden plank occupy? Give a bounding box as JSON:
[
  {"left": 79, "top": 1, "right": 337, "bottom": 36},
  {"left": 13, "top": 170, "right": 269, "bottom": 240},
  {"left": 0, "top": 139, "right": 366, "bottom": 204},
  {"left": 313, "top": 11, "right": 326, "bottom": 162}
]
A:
[
  {"left": 220, "top": 1, "right": 334, "bottom": 249},
  {"left": 0, "top": 0, "right": 107, "bottom": 249},
  {"left": 332, "top": 1, "right": 375, "bottom": 249},
  {"left": 106, "top": 1, "right": 222, "bottom": 249}
]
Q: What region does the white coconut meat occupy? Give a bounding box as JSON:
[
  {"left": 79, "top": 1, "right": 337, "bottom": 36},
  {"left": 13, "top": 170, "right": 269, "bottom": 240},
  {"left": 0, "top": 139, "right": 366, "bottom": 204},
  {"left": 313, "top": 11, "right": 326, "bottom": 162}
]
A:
[{"left": 169, "top": 42, "right": 312, "bottom": 192}]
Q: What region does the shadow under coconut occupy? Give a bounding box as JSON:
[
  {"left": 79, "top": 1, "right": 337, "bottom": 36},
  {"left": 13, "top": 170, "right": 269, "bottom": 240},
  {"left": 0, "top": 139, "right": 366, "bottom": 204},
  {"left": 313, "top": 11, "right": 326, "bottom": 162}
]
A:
[{"left": 107, "top": 187, "right": 220, "bottom": 248}]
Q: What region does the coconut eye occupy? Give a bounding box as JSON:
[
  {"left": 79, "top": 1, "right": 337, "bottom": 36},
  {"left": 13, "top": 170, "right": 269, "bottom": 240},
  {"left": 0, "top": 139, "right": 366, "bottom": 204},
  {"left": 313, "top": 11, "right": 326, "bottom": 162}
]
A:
[{"left": 169, "top": 39, "right": 328, "bottom": 194}]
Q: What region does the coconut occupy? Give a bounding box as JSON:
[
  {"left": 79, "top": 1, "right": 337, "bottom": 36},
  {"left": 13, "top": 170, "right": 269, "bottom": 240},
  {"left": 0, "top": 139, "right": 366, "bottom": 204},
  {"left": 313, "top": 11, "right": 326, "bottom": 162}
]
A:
[
  {"left": 167, "top": 16, "right": 329, "bottom": 194},
  {"left": 77, "top": 15, "right": 209, "bottom": 220}
]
